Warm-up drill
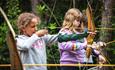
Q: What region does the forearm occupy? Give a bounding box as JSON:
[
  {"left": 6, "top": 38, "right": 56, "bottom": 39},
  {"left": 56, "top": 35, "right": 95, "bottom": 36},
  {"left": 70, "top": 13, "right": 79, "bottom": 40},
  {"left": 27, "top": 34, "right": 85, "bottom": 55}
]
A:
[
  {"left": 16, "top": 34, "right": 40, "bottom": 50},
  {"left": 58, "top": 41, "right": 75, "bottom": 51},
  {"left": 92, "top": 49, "right": 100, "bottom": 57},
  {"left": 59, "top": 40, "right": 87, "bottom": 51},
  {"left": 43, "top": 34, "right": 58, "bottom": 45},
  {"left": 58, "top": 28, "right": 88, "bottom": 42}
]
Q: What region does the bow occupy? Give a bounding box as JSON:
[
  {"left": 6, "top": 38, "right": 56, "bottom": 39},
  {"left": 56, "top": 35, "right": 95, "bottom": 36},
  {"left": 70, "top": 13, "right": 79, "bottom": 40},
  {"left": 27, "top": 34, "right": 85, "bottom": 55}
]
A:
[
  {"left": 85, "top": 3, "right": 108, "bottom": 66},
  {"left": 0, "top": 7, "right": 23, "bottom": 70},
  {"left": 85, "top": 3, "right": 96, "bottom": 60}
]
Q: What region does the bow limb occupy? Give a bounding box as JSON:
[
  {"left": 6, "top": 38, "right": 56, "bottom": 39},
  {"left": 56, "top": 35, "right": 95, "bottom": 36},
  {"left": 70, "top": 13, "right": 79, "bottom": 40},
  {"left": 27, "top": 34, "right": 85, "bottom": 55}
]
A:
[
  {"left": 86, "top": 4, "right": 96, "bottom": 44},
  {"left": 0, "top": 7, "right": 23, "bottom": 70},
  {"left": 106, "top": 40, "right": 115, "bottom": 45},
  {"left": 0, "top": 7, "right": 15, "bottom": 38}
]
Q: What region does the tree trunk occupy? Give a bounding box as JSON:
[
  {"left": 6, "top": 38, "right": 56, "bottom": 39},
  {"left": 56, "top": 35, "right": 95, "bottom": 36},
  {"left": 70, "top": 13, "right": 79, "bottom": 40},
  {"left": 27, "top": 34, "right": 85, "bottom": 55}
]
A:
[
  {"left": 30, "top": 0, "right": 41, "bottom": 14},
  {"left": 100, "top": 0, "right": 112, "bottom": 41},
  {"left": 99, "top": 0, "right": 113, "bottom": 70}
]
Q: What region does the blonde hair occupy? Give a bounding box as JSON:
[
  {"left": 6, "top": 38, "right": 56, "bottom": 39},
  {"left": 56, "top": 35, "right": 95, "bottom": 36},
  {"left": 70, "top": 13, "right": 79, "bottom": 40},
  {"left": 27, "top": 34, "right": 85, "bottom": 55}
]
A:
[
  {"left": 17, "top": 12, "right": 40, "bottom": 34},
  {"left": 62, "top": 8, "right": 84, "bottom": 33}
]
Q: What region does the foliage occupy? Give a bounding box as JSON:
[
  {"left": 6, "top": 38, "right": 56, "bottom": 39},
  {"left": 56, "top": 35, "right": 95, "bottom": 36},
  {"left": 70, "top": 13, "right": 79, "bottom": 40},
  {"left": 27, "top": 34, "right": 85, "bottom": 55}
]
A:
[
  {"left": 0, "top": 0, "right": 20, "bottom": 67},
  {"left": 47, "top": 44, "right": 60, "bottom": 70},
  {"left": 36, "top": 4, "right": 48, "bottom": 30},
  {"left": 36, "top": 3, "right": 59, "bottom": 34},
  {"left": 36, "top": 4, "right": 47, "bottom": 15}
]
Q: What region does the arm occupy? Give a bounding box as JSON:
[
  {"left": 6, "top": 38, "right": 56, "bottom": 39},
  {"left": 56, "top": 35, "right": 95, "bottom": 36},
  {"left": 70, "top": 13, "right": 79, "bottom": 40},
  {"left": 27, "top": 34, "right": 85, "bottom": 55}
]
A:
[
  {"left": 92, "top": 49, "right": 100, "bottom": 57},
  {"left": 43, "top": 34, "right": 58, "bottom": 45},
  {"left": 58, "top": 28, "right": 88, "bottom": 42},
  {"left": 16, "top": 34, "right": 40, "bottom": 50},
  {"left": 92, "top": 49, "right": 106, "bottom": 64},
  {"left": 16, "top": 29, "right": 48, "bottom": 50},
  {"left": 59, "top": 38, "right": 87, "bottom": 51},
  {"left": 58, "top": 41, "right": 75, "bottom": 51}
]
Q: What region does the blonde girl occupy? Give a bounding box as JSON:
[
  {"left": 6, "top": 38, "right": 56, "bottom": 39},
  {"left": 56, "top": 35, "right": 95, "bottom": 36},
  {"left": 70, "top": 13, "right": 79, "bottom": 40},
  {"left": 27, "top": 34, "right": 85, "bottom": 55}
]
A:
[{"left": 58, "top": 8, "right": 87, "bottom": 70}]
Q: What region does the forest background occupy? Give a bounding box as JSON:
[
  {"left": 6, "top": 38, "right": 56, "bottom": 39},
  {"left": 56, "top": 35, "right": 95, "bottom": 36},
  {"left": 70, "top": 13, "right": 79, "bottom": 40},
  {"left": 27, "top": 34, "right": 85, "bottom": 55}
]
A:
[{"left": 0, "top": 0, "right": 115, "bottom": 70}]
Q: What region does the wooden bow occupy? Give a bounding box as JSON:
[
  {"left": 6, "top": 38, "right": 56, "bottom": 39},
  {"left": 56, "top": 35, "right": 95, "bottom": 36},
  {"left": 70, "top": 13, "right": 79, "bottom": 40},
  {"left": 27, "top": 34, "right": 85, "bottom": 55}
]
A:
[
  {"left": 85, "top": 4, "right": 96, "bottom": 60},
  {"left": 0, "top": 7, "right": 23, "bottom": 70}
]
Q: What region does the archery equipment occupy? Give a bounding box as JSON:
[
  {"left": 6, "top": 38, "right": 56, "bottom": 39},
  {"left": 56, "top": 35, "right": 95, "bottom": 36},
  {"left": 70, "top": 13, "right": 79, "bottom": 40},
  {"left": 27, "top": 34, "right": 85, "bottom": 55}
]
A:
[{"left": 0, "top": 7, "right": 23, "bottom": 70}]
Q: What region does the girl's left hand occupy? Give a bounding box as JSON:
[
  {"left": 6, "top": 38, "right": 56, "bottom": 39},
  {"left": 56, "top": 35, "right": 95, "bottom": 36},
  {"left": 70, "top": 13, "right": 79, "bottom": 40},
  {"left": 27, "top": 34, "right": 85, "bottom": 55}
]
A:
[{"left": 88, "top": 31, "right": 97, "bottom": 35}]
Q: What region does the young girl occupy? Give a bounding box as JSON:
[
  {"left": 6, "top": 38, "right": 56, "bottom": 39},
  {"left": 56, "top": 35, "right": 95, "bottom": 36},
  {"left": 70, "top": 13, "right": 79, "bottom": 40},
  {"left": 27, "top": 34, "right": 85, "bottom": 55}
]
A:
[
  {"left": 58, "top": 8, "right": 87, "bottom": 70},
  {"left": 16, "top": 12, "right": 58, "bottom": 70},
  {"left": 58, "top": 8, "right": 106, "bottom": 70}
]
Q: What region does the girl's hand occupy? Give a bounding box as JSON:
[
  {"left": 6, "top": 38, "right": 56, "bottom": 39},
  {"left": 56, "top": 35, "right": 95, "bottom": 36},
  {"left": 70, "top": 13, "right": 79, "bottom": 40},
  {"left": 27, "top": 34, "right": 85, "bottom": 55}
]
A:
[
  {"left": 98, "top": 55, "right": 106, "bottom": 68},
  {"left": 35, "top": 29, "right": 48, "bottom": 37},
  {"left": 99, "top": 55, "right": 106, "bottom": 64},
  {"left": 88, "top": 31, "right": 97, "bottom": 35}
]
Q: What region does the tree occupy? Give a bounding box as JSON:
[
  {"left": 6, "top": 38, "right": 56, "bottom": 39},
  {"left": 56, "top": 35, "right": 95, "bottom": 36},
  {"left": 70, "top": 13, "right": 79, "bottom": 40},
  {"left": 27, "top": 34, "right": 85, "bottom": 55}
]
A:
[
  {"left": 99, "top": 0, "right": 113, "bottom": 70},
  {"left": 30, "top": 0, "right": 42, "bottom": 14}
]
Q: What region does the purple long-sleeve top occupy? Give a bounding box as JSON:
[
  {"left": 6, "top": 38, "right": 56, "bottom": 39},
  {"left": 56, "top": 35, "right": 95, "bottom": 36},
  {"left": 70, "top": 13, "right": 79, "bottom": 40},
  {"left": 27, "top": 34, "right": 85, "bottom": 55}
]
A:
[{"left": 58, "top": 28, "right": 87, "bottom": 64}]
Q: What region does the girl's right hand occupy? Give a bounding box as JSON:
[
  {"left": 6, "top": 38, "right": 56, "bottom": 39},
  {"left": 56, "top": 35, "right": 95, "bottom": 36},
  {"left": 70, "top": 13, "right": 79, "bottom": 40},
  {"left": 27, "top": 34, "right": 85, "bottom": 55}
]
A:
[
  {"left": 35, "top": 29, "right": 48, "bottom": 37},
  {"left": 99, "top": 55, "right": 106, "bottom": 64}
]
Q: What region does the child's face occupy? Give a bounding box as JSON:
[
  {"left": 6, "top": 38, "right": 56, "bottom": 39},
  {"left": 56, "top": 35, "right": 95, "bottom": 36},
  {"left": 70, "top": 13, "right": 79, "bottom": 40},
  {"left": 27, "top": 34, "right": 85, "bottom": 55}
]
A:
[
  {"left": 23, "top": 18, "right": 38, "bottom": 36},
  {"left": 73, "top": 18, "right": 81, "bottom": 27}
]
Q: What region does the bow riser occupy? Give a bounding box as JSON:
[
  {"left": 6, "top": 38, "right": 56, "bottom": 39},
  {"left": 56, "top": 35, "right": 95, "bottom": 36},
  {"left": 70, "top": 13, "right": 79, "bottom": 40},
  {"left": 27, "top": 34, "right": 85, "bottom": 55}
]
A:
[{"left": 87, "top": 34, "right": 95, "bottom": 44}]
